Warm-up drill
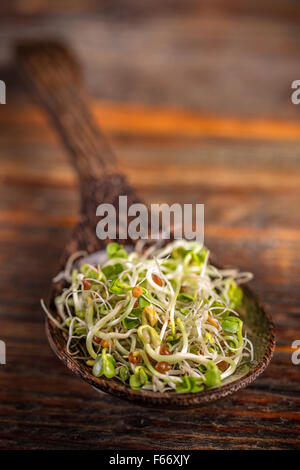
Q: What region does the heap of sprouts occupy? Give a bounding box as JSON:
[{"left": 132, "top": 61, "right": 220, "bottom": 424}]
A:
[{"left": 42, "top": 240, "right": 254, "bottom": 393}]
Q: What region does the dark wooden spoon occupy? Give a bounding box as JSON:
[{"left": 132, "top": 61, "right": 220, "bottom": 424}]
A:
[{"left": 16, "top": 41, "right": 275, "bottom": 408}]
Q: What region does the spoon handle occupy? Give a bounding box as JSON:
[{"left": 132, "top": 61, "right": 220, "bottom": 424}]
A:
[
  {"left": 16, "top": 40, "right": 143, "bottom": 255},
  {"left": 16, "top": 40, "right": 118, "bottom": 182}
]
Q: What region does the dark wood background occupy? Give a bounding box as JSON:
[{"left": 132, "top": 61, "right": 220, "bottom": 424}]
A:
[{"left": 0, "top": 0, "right": 299, "bottom": 450}]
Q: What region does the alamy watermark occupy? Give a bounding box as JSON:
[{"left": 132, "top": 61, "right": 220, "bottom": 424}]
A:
[
  {"left": 96, "top": 196, "right": 204, "bottom": 243},
  {"left": 0, "top": 340, "right": 6, "bottom": 365},
  {"left": 0, "top": 80, "right": 6, "bottom": 104},
  {"left": 291, "top": 340, "right": 300, "bottom": 365},
  {"left": 291, "top": 80, "right": 300, "bottom": 104},
  {"left": 0, "top": 83, "right": 6, "bottom": 365}
]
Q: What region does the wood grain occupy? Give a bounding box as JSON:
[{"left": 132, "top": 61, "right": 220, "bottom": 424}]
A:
[
  {"left": 0, "top": 1, "right": 299, "bottom": 450},
  {"left": 4, "top": 102, "right": 300, "bottom": 141}
]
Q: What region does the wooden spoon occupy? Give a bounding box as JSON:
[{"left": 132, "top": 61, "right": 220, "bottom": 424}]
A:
[{"left": 16, "top": 41, "right": 275, "bottom": 408}]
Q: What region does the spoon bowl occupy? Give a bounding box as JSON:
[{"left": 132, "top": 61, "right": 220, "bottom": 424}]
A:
[{"left": 46, "top": 249, "right": 275, "bottom": 409}]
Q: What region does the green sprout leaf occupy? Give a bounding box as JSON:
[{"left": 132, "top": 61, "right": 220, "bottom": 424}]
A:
[
  {"left": 109, "top": 279, "right": 130, "bottom": 295},
  {"left": 137, "top": 288, "right": 151, "bottom": 308},
  {"left": 102, "top": 263, "right": 123, "bottom": 280},
  {"left": 222, "top": 317, "right": 240, "bottom": 334},
  {"left": 80, "top": 264, "right": 102, "bottom": 282},
  {"left": 76, "top": 310, "right": 85, "bottom": 320},
  {"left": 176, "top": 376, "right": 204, "bottom": 393},
  {"left": 227, "top": 280, "right": 243, "bottom": 308},
  {"left": 92, "top": 355, "right": 104, "bottom": 378},
  {"left": 189, "top": 378, "right": 204, "bottom": 393},
  {"left": 222, "top": 316, "right": 243, "bottom": 346},
  {"left": 119, "top": 366, "right": 129, "bottom": 382},
  {"left": 129, "top": 366, "right": 148, "bottom": 390},
  {"left": 106, "top": 242, "right": 128, "bottom": 259},
  {"left": 166, "top": 334, "right": 180, "bottom": 344},
  {"left": 92, "top": 348, "right": 116, "bottom": 379},
  {"left": 122, "top": 316, "right": 141, "bottom": 329},
  {"left": 204, "top": 361, "right": 221, "bottom": 388},
  {"left": 191, "top": 249, "right": 207, "bottom": 265},
  {"left": 177, "top": 293, "right": 194, "bottom": 303},
  {"left": 180, "top": 308, "right": 190, "bottom": 315},
  {"left": 176, "top": 376, "right": 191, "bottom": 393},
  {"left": 211, "top": 300, "right": 228, "bottom": 316},
  {"left": 122, "top": 307, "right": 142, "bottom": 329}
]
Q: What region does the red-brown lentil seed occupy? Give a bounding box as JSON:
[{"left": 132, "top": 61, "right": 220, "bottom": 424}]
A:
[
  {"left": 132, "top": 286, "right": 143, "bottom": 298},
  {"left": 128, "top": 352, "right": 141, "bottom": 364},
  {"left": 155, "top": 361, "right": 171, "bottom": 373},
  {"left": 101, "top": 339, "right": 113, "bottom": 349},
  {"left": 160, "top": 344, "right": 170, "bottom": 355},
  {"left": 152, "top": 273, "right": 163, "bottom": 287},
  {"left": 93, "top": 336, "right": 102, "bottom": 344},
  {"left": 83, "top": 279, "right": 92, "bottom": 290}
]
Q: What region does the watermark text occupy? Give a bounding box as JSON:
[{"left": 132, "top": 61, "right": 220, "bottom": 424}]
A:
[
  {"left": 96, "top": 196, "right": 204, "bottom": 242},
  {"left": 0, "top": 340, "right": 6, "bottom": 364},
  {"left": 0, "top": 80, "right": 5, "bottom": 104},
  {"left": 291, "top": 340, "right": 300, "bottom": 365}
]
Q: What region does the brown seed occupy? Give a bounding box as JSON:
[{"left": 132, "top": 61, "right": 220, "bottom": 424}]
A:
[
  {"left": 128, "top": 352, "right": 141, "bottom": 364},
  {"left": 101, "top": 339, "right": 113, "bottom": 349},
  {"left": 155, "top": 361, "right": 171, "bottom": 373},
  {"left": 160, "top": 344, "right": 170, "bottom": 355},
  {"left": 93, "top": 335, "right": 102, "bottom": 344},
  {"left": 152, "top": 273, "right": 163, "bottom": 287},
  {"left": 83, "top": 279, "right": 92, "bottom": 290},
  {"left": 217, "top": 361, "right": 228, "bottom": 372},
  {"left": 207, "top": 316, "right": 219, "bottom": 329},
  {"left": 132, "top": 286, "right": 143, "bottom": 298}
]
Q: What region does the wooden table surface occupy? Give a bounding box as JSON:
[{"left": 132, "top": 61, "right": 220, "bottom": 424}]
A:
[{"left": 0, "top": 1, "right": 299, "bottom": 450}]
